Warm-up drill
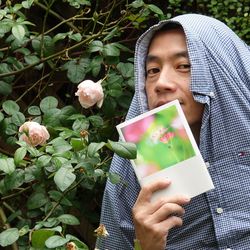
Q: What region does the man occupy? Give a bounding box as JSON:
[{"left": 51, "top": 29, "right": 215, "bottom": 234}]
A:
[{"left": 97, "top": 14, "right": 250, "bottom": 249}]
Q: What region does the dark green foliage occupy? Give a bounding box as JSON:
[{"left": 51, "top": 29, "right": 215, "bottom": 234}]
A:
[{"left": 0, "top": 0, "right": 249, "bottom": 249}]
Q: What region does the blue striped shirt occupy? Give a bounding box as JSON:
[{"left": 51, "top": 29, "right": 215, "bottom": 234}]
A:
[{"left": 97, "top": 14, "right": 250, "bottom": 249}]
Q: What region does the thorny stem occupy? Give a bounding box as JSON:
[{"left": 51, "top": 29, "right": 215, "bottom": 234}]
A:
[
  {"left": 34, "top": 0, "right": 81, "bottom": 33},
  {"left": 43, "top": 13, "right": 87, "bottom": 36},
  {"left": 40, "top": 0, "right": 56, "bottom": 59},
  {"left": 15, "top": 73, "right": 51, "bottom": 103},
  {"left": 2, "top": 202, "right": 24, "bottom": 220},
  {"left": 0, "top": 32, "right": 101, "bottom": 78},
  {"left": 42, "top": 175, "right": 86, "bottom": 222},
  {"left": 1, "top": 186, "right": 32, "bottom": 202},
  {"left": 99, "top": 0, "right": 116, "bottom": 35}
]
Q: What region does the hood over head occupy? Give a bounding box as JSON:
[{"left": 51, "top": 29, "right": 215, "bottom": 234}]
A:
[{"left": 128, "top": 13, "right": 250, "bottom": 160}]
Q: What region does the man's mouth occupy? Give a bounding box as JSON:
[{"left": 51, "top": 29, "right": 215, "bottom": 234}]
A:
[{"left": 155, "top": 99, "right": 182, "bottom": 108}]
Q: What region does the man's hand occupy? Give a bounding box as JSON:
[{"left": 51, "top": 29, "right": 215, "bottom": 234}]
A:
[{"left": 132, "top": 180, "right": 190, "bottom": 250}]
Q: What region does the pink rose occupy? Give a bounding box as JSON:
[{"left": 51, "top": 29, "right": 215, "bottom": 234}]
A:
[
  {"left": 123, "top": 116, "right": 155, "bottom": 143},
  {"left": 19, "top": 121, "right": 50, "bottom": 147},
  {"left": 75, "top": 80, "right": 104, "bottom": 109}
]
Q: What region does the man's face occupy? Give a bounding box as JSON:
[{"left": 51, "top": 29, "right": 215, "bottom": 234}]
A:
[{"left": 145, "top": 29, "right": 204, "bottom": 128}]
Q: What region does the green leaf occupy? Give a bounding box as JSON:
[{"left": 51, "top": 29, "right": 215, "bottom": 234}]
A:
[
  {"left": 45, "top": 235, "right": 69, "bottom": 248},
  {"left": 43, "top": 108, "right": 61, "bottom": 127},
  {"left": 90, "top": 56, "right": 103, "bottom": 77},
  {"left": 108, "top": 88, "right": 123, "bottom": 97},
  {"left": 107, "top": 140, "right": 137, "bottom": 159},
  {"left": 28, "top": 105, "right": 41, "bottom": 115},
  {"left": 40, "top": 96, "right": 58, "bottom": 113},
  {"left": 87, "top": 142, "right": 105, "bottom": 157},
  {"left": 63, "top": 58, "right": 90, "bottom": 84},
  {"left": 4, "top": 169, "right": 25, "bottom": 191},
  {"left": 32, "top": 229, "right": 55, "bottom": 249},
  {"left": 0, "top": 112, "right": 4, "bottom": 122},
  {"left": 24, "top": 55, "right": 40, "bottom": 65},
  {"left": 129, "top": 0, "right": 144, "bottom": 8},
  {"left": 22, "top": 0, "right": 34, "bottom": 9},
  {"left": 14, "top": 147, "right": 27, "bottom": 165},
  {"left": 52, "top": 32, "right": 68, "bottom": 43},
  {"left": 117, "top": 62, "right": 134, "bottom": 78},
  {"left": 69, "top": 32, "right": 82, "bottom": 42},
  {"left": 13, "top": 4, "right": 23, "bottom": 12},
  {"left": 14, "top": 47, "right": 31, "bottom": 55},
  {"left": 70, "top": 138, "right": 85, "bottom": 151},
  {"left": 27, "top": 192, "right": 49, "bottom": 210},
  {"left": 6, "top": 57, "right": 24, "bottom": 70},
  {"left": 103, "top": 27, "right": 119, "bottom": 41},
  {"left": 147, "top": 4, "right": 164, "bottom": 15},
  {"left": 103, "top": 43, "right": 120, "bottom": 57},
  {"left": 88, "top": 115, "right": 103, "bottom": 127},
  {"left": 12, "top": 24, "right": 25, "bottom": 41},
  {"left": 0, "top": 20, "right": 12, "bottom": 35},
  {"left": 32, "top": 36, "right": 55, "bottom": 57},
  {"left": 0, "top": 228, "right": 19, "bottom": 247},
  {"left": 48, "top": 190, "right": 72, "bottom": 206},
  {"left": 19, "top": 225, "right": 29, "bottom": 236},
  {"left": 36, "top": 155, "right": 52, "bottom": 167},
  {"left": 57, "top": 214, "right": 80, "bottom": 225},
  {"left": 67, "top": 114, "right": 86, "bottom": 121},
  {"left": 50, "top": 137, "right": 72, "bottom": 154},
  {"left": 88, "top": 40, "right": 103, "bottom": 53},
  {"left": 72, "top": 119, "right": 89, "bottom": 132},
  {"left": 107, "top": 172, "right": 121, "bottom": 184},
  {"left": 65, "top": 234, "right": 89, "bottom": 249},
  {"left": 2, "top": 100, "right": 20, "bottom": 115},
  {"left": 0, "top": 158, "right": 15, "bottom": 174},
  {"left": 5, "top": 123, "right": 18, "bottom": 135},
  {"left": 54, "top": 165, "right": 76, "bottom": 192},
  {"left": 11, "top": 111, "right": 25, "bottom": 126},
  {"left": 0, "top": 81, "right": 12, "bottom": 95}
]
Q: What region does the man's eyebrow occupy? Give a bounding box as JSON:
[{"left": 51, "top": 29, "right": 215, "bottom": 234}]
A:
[{"left": 146, "top": 51, "right": 189, "bottom": 63}]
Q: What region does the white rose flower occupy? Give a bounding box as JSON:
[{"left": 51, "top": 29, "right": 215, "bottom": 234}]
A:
[
  {"left": 19, "top": 121, "right": 50, "bottom": 147},
  {"left": 75, "top": 79, "right": 104, "bottom": 109}
]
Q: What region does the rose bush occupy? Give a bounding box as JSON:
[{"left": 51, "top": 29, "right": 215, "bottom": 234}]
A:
[
  {"left": 0, "top": 0, "right": 248, "bottom": 249},
  {"left": 75, "top": 80, "right": 104, "bottom": 109}
]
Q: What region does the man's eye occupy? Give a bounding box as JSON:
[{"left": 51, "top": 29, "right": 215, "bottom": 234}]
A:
[
  {"left": 147, "top": 68, "right": 160, "bottom": 75},
  {"left": 178, "top": 64, "right": 191, "bottom": 71}
]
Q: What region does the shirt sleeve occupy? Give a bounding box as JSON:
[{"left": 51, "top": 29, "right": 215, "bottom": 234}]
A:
[{"left": 96, "top": 155, "right": 141, "bottom": 250}]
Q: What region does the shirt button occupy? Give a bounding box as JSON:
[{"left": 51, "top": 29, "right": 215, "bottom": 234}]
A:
[
  {"left": 205, "top": 162, "right": 210, "bottom": 168},
  {"left": 216, "top": 207, "right": 223, "bottom": 214}
]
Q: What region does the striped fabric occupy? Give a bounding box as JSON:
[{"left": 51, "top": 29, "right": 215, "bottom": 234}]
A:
[{"left": 96, "top": 14, "right": 250, "bottom": 249}]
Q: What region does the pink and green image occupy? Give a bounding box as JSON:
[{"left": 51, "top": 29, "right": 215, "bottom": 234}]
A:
[{"left": 121, "top": 105, "right": 195, "bottom": 178}]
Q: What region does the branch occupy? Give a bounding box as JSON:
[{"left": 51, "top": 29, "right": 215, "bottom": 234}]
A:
[
  {"left": 42, "top": 175, "right": 86, "bottom": 222},
  {"left": 1, "top": 186, "right": 32, "bottom": 202},
  {"left": 33, "top": 0, "right": 81, "bottom": 33},
  {"left": 0, "top": 32, "right": 101, "bottom": 78}
]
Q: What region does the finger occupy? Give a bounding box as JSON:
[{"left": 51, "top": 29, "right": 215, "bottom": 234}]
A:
[
  {"left": 152, "top": 195, "right": 191, "bottom": 212},
  {"left": 151, "top": 203, "right": 185, "bottom": 223},
  {"left": 161, "top": 215, "right": 184, "bottom": 230},
  {"left": 147, "top": 215, "right": 183, "bottom": 239},
  {"left": 137, "top": 179, "right": 171, "bottom": 203}
]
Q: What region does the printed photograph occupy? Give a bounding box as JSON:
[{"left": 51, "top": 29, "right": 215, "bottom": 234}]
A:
[{"left": 119, "top": 104, "right": 196, "bottom": 179}]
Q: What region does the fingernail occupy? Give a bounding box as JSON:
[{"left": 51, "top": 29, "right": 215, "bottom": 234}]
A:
[{"left": 184, "top": 196, "right": 191, "bottom": 202}]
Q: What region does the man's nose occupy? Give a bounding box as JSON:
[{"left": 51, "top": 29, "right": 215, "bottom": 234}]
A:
[{"left": 155, "top": 70, "right": 177, "bottom": 93}]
